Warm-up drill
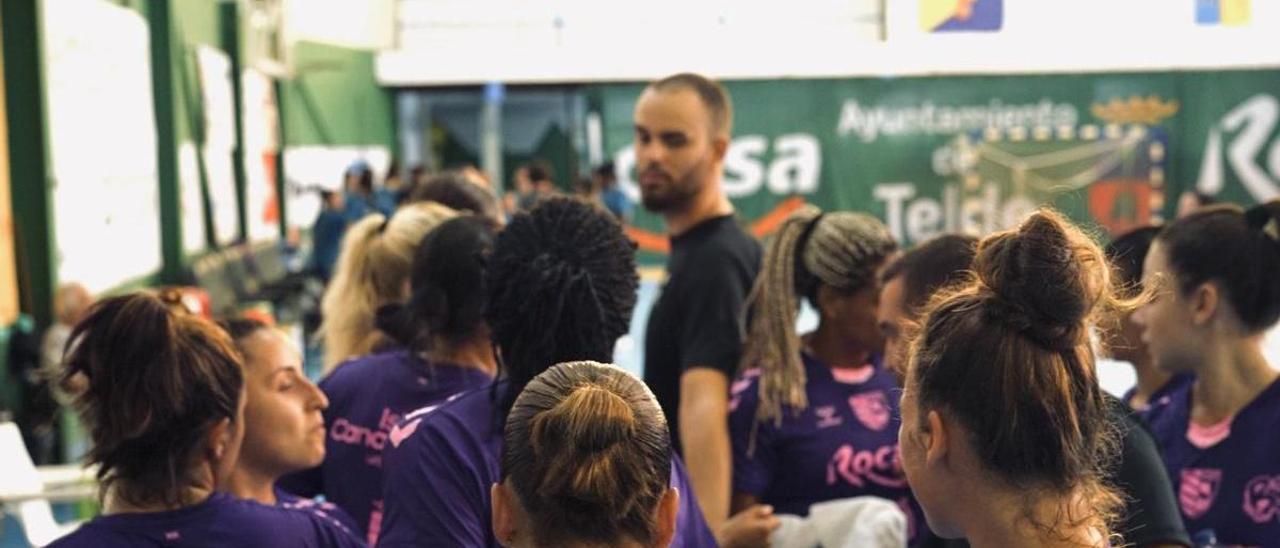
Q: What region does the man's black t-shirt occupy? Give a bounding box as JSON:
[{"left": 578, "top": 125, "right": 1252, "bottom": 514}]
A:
[{"left": 643, "top": 214, "right": 761, "bottom": 452}]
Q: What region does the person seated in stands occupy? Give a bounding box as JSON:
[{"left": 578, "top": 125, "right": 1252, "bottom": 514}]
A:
[
  {"left": 492, "top": 360, "right": 679, "bottom": 548},
  {"left": 48, "top": 294, "right": 362, "bottom": 547},
  {"left": 898, "top": 210, "right": 1128, "bottom": 547},
  {"left": 317, "top": 201, "right": 455, "bottom": 372},
  {"left": 281, "top": 216, "right": 498, "bottom": 544},
  {"left": 218, "top": 318, "right": 358, "bottom": 534}
]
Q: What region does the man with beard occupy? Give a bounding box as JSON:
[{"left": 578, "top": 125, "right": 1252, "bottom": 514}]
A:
[{"left": 634, "top": 73, "right": 771, "bottom": 544}]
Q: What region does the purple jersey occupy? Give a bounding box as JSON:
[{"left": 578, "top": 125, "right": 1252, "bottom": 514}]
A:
[
  {"left": 378, "top": 382, "right": 718, "bottom": 548},
  {"left": 729, "top": 354, "right": 925, "bottom": 543},
  {"left": 1122, "top": 373, "right": 1194, "bottom": 411},
  {"left": 276, "top": 487, "right": 362, "bottom": 537},
  {"left": 47, "top": 492, "right": 364, "bottom": 547},
  {"left": 1142, "top": 377, "right": 1280, "bottom": 546},
  {"left": 277, "top": 350, "right": 491, "bottom": 544}
]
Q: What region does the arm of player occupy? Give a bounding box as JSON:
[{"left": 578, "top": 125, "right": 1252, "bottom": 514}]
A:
[{"left": 679, "top": 368, "right": 732, "bottom": 534}]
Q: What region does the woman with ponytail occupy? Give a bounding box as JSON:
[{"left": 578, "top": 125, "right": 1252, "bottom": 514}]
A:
[
  {"left": 1134, "top": 200, "right": 1280, "bottom": 545},
  {"left": 899, "top": 209, "right": 1128, "bottom": 547},
  {"left": 493, "top": 361, "right": 679, "bottom": 548},
  {"left": 726, "top": 205, "right": 922, "bottom": 537},
  {"left": 48, "top": 294, "right": 362, "bottom": 547},
  {"left": 280, "top": 215, "right": 497, "bottom": 543},
  {"left": 318, "top": 201, "right": 456, "bottom": 372}
]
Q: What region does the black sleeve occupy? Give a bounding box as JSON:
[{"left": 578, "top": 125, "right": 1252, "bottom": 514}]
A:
[
  {"left": 1112, "top": 405, "right": 1192, "bottom": 547},
  {"left": 675, "top": 254, "right": 751, "bottom": 379}
]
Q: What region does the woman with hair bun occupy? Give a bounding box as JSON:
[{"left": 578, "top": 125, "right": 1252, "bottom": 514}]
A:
[
  {"left": 899, "top": 209, "right": 1126, "bottom": 547},
  {"left": 1134, "top": 200, "right": 1280, "bottom": 546},
  {"left": 379, "top": 198, "right": 720, "bottom": 547},
  {"left": 493, "top": 360, "right": 679, "bottom": 548},
  {"left": 47, "top": 294, "right": 362, "bottom": 547}
]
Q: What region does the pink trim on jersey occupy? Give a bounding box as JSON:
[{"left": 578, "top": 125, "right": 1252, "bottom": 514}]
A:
[
  {"left": 1186, "top": 415, "right": 1233, "bottom": 449},
  {"left": 831, "top": 366, "right": 876, "bottom": 385}
]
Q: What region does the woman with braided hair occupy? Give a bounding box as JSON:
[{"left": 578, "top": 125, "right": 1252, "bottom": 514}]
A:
[
  {"left": 378, "top": 197, "right": 719, "bottom": 547},
  {"left": 726, "top": 205, "right": 924, "bottom": 539}
]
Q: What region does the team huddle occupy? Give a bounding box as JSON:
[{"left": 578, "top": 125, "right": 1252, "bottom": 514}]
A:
[{"left": 44, "top": 74, "right": 1280, "bottom": 547}]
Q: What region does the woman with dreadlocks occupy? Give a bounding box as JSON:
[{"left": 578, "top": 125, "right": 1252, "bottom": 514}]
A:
[
  {"left": 727, "top": 205, "right": 925, "bottom": 541},
  {"left": 377, "top": 197, "right": 720, "bottom": 547}
]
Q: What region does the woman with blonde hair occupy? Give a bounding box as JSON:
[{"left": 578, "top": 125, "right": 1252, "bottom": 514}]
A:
[{"left": 318, "top": 201, "right": 456, "bottom": 372}]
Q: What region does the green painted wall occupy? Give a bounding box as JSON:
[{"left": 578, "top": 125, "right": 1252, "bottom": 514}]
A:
[{"left": 279, "top": 40, "right": 394, "bottom": 149}]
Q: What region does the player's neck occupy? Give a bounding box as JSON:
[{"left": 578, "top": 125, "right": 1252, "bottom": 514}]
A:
[
  {"left": 803, "top": 327, "right": 872, "bottom": 369},
  {"left": 1130, "top": 357, "right": 1171, "bottom": 408},
  {"left": 224, "top": 465, "right": 278, "bottom": 505},
  {"left": 1192, "top": 336, "right": 1276, "bottom": 423},
  {"left": 663, "top": 178, "right": 733, "bottom": 237}
]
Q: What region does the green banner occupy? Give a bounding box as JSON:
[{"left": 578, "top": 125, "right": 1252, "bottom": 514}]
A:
[{"left": 595, "top": 69, "right": 1280, "bottom": 262}]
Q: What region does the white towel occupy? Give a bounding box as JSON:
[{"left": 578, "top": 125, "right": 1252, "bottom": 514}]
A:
[{"left": 769, "top": 497, "right": 908, "bottom": 548}]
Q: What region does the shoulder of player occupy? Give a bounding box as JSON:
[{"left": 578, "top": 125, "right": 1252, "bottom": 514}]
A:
[
  {"left": 319, "top": 350, "right": 413, "bottom": 393},
  {"left": 387, "top": 386, "right": 496, "bottom": 454}
]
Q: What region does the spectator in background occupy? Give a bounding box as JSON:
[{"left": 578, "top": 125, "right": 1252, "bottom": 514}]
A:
[
  {"left": 317, "top": 202, "right": 457, "bottom": 373},
  {"left": 308, "top": 190, "right": 347, "bottom": 283},
  {"left": 573, "top": 175, "right": 601, "bottom": 207},
  {"left": 409, "top": 170, "right": 504, "bottom": 226},
  {"left": 503, "top": 165, "right": 534, "bottom": 217},
  {"left": 522, "top": 160, "right": 558, "bottom": 210},
  {"left": 342, "top": 160, "right": 379, "bottom": 222},
  {"left": 383, "top": 159, "right": 409, "bottom": 206},
  {"left": 41, "top": 282, "right": 93, "bottom": 406},
  {"left": 1176, "top": 190, "right": 1216, "bottom": 219},
  {"left": 596, "top": 161, "right": 634, "bottom": 224}
]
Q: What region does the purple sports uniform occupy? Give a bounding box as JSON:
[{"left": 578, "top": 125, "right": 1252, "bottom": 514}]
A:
[
  {"left": 1142, "top": 377, "right": 1280, "bottom": 546},
  {"left": 276, "top": 487, "right": 362, "bottom": 537},
  {"left": 277, "top": 351, "right": 491, "bottom": 545},
  {"left": 377, "top": 381, "right": 718, "bottom": 547},
  {"left": 729, "top": 354, "right": 925, "bottom": 543},
  {"left": 1122, "top": 373, "right": 1194, "bottom": 411},
  {"left": 47, "top": 492, "right": 365, "bottom": 547}
]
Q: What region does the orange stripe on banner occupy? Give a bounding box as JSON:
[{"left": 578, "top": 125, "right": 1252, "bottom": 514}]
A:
[
  {"left": 750, "top": 197, "right": 807, "bottom": 238},
  {"left": 625, "top": 225, "right": 671, "bottom": 254}
]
